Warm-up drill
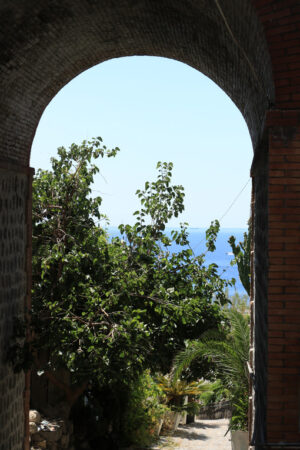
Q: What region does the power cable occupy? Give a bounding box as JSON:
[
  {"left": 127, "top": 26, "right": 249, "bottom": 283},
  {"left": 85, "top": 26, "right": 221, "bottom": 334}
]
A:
[
  {"left": 218, "top": 178, "right": 251, "bottom": 223},
  {"left": 192, "top": 178, "right": 251, "bottom": 253}
]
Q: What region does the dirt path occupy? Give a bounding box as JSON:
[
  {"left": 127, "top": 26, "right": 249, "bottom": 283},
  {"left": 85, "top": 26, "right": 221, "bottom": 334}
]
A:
[{"left": 150, "top": 418, "right": 231, "bottom": 449}]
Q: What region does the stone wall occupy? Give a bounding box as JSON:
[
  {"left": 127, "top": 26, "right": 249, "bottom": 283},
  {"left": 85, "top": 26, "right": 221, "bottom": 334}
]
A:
[
  {"left": 197, "top": 401, "right": 232, "bottom": 420},
  {"left": 0, "top": 167, "right": 29, "bottom": 450},
  {"left": 251, "top": 150, "right": 269, "bottom": 446},
  {"left": 29, "top": 410, "right": 74, "bottom": 450}
]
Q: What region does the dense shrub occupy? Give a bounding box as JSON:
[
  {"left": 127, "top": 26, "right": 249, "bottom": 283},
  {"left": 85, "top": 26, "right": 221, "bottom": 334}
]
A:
[{"left": 122, "top": 370, "right": 168, "bottom": 447}]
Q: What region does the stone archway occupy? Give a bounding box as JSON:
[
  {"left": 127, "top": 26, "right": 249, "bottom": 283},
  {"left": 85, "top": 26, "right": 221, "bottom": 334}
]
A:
[
  {"left": 1, "top": 1, "right": 299, "bottom": 449},
  {"left": 0, "top": 0, "right": 273, "bottom": 165}
]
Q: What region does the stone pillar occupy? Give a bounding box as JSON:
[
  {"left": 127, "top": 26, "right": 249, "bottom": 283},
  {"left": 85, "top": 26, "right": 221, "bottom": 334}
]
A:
[
  {"left": 250, "top": 136, "right": 269, "bottom": 448},
  {"left": 0, "top": 163, "right": 33, "bottom": 450},
  {"left": 266, "top": 110, "right": 300, "bottom": 445}
]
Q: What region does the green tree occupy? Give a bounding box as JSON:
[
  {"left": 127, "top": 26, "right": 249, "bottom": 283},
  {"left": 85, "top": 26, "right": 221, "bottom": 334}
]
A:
[
  {"left": 222, "top": 289, "right": 249, "bottom": 315},
  {"left": 10, "top": 137, "right": 233, "bottom": 415},
  {"left": 228, "top": 292, "right": 249, "bottom": 315},
  {"left": 31, "top": 137, "right": 120, "bottom": 404}
]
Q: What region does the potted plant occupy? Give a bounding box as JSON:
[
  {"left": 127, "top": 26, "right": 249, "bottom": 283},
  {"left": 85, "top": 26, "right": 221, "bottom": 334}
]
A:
[
  {"left": 229, "top": 395, "right": 248, "bottom": 450},
  {"left": 157, "top": 375, "right": 211, "bottom": 433}
]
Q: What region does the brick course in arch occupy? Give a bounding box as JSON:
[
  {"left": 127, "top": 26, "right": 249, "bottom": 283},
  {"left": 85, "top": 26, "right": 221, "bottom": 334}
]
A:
[{"left": 0, "top": 1, "right": 299, "bottom": 449}]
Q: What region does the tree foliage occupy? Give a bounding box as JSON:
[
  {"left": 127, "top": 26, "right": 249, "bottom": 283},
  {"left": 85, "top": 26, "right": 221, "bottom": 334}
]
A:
[
  {"left": 228, "top": 222, "right": 251, "bottom": 296},
  {"left": 11, "top": 137, "right": 233, "bottom": 406}
]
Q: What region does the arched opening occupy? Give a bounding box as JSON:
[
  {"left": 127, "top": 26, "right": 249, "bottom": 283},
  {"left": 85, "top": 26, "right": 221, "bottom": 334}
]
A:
[{"left": 28, "top": 55, "right": 253, "bottom": 448}]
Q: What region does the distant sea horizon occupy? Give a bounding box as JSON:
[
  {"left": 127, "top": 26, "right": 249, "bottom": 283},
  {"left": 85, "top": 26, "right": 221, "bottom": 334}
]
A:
[{"left": 106, "top": 226, "right": 248, "bottom": 296}]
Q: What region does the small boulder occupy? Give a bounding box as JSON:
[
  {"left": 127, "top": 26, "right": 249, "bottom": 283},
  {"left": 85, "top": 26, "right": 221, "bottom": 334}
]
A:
[
  {"left": 29, "top": 422, "right": 38, "bottom": 434},
  {"left": 29, "top": 410, "right": 41, "bottom": 423}
]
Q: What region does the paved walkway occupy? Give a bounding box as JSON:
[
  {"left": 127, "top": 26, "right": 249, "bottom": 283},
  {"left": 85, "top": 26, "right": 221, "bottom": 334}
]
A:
[{"left": 150, "top": 418, "right": 231, "bottom": 449}]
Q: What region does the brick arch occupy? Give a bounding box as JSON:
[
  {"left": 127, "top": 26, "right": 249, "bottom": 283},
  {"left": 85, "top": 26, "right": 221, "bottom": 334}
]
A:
[
  {"left": 1, "top": 1, "right": 300, "bottom": 449},
  {"left": 0, "top": 0, "right": 273, "bottom": 167}
]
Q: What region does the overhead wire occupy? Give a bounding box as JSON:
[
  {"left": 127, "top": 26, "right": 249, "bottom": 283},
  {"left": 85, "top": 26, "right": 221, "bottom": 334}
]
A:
[{"left": 192, "top": 177, "right": 251, "bottom": 253}]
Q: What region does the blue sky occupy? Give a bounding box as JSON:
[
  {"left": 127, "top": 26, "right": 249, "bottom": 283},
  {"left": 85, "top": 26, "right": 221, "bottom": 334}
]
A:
[{"left": 30, "top": 56, "right": 252, "bottom": 228}]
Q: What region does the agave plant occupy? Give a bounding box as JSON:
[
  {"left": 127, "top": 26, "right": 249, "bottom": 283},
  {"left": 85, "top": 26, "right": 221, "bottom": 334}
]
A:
[{"left": 172, "top": 309, "right": 250, "bottom": 430}]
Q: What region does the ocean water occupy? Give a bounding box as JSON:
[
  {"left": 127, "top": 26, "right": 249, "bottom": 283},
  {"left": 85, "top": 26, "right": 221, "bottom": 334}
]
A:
[{"left": 107, "top": 227, "right": 248, "bottom": 296}]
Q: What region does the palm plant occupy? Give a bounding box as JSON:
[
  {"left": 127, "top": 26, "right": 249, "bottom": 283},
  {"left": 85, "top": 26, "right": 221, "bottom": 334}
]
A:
[
  {"left": 172, "top": 309, "right": 250, "bottom": 430},
  {"left": 157, "top": 375, "right": 211, "bottom": 413}
]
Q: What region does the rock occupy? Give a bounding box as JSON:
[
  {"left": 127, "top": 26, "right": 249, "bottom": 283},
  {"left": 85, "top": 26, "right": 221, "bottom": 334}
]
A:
[
  {"left": 29, "top": 410, "right": 42, "bottom": 423},
  {"left": 29, "top": 422, "right": 38, "bottom": 434},
  {"left": 29, "top": 408, "right": 74, "bottom": 448}
]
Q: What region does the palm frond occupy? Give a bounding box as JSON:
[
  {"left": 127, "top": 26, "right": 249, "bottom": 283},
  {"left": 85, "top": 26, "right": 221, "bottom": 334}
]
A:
[
  {"left": 172, "top": 340, "right": 205, "bottom": 381},
  {"left": 172, "top": 310, "right": 249, "bottom": 395}
]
